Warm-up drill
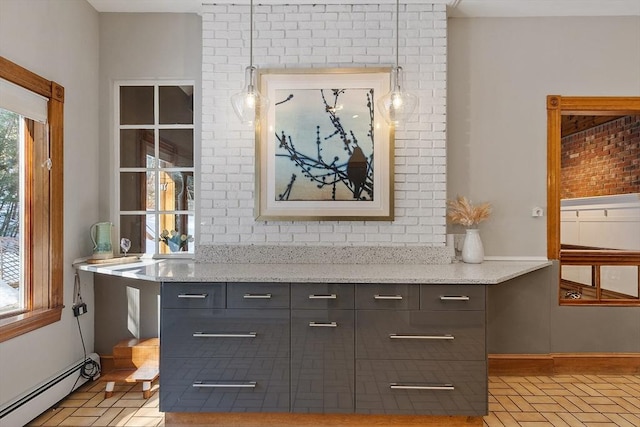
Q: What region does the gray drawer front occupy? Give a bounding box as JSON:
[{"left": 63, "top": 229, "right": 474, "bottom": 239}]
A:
[
  {"left": 162, "top": 309, "right": 290, "bottom": 358},
  {"left": 421, "top": 285, "right": 486, "bottom": 311},
  {"left": 356, "top": 310, "right": 485, "bottom": 361},
  {"left": 162, "top": 282, "right": 225, "bottom": 309},
  {"left": 355, "top": 359, "right": 487, "bottom": 416},
  {"left": 227, "top": 283, "right": 290, "bottom": 308},
  {"left": 291, "top": 310, "right": 354, "bottom": 413},
  {"left": 160, "top": 357, "right": 289, "bottom": 413},
  {"left": 355, "top": 284, "right": 419, "bottom": 310},
  {"left": 291, "top": 283, "right": 354, "bottom": 309}
]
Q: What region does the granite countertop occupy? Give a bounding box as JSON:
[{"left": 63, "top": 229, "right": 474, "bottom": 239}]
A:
[{"left": 77, "top": 258, "right": 551, "bottom": 285}]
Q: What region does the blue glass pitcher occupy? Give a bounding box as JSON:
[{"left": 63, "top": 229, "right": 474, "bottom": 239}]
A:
[{"left": 90, "top": 222, "right": 113, "bottom": 259}]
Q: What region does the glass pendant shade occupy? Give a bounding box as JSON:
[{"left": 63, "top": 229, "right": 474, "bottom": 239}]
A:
[
  {"left": 231, "top": 66, "right": 269, "bottom": 127},
  {"left": 377, "top": 66, "right": 417, "bottom": 127}
]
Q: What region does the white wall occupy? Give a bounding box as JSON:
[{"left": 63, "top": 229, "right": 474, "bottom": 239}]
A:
[
  {"left": 201, "top": 3, "right": 448, "bottom": 247},
  {"left": 94, "top": 12, "right": 201, "bottom": 353},
  {"left": 0, "top": 0, "right": 100, "bottom": 408},
  {"left": 448, "top": 16, "right": 640, "bottom": 257},
  {"left": 448, "top": 16, "right": 640, "bottom": 354},
  {"left": 98, "top": 13, "right": 202, "bottom": 225}
]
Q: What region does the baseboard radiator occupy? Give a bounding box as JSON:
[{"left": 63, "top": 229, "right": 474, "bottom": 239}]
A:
[{"left": 0, "top": 353, "right": 100, "bottom": 427}]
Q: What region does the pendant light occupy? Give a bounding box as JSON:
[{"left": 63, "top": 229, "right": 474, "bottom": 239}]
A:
[
  {"left": 231, "top": 0, "right": 269, "bottom": 126},
  {"left": 377, "top": 0, "right": 418, "bottom": 127}
]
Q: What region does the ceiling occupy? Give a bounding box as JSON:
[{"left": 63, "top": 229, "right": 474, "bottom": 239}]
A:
[
  {"left": 86, "top": 0, "right": 640, "bottom": 17},
  {"left": 561, "top": 115, "right": 626, "bottom": 137}
]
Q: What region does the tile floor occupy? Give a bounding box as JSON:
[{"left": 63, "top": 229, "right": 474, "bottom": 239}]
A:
[
  {"left": 485, "top": 375, "right": 640, "bottom": 427},
  {"left": 26, "top": 375, "right": 640, "bottom": 427}
]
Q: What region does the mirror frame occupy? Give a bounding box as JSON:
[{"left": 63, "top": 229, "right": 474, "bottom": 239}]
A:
[{"left": 547, "top": 95, "right": 640, "bottom": 260}]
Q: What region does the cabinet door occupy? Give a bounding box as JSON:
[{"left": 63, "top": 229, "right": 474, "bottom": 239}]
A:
[
  {"left": 162, "top": 282, "right": 225, "bottom": 309},
  {"left": 356, "top": 310, "right": 485, "bottom": 361},
  {"left": 355, "top": 359, "right": 487, "bottom": 416},
  {"left": 227, "top": 283, "right": 290, "bottom": 308},
  {"left": 160, "top": 357, "right": 289, "bottom": 413},
  {"left": 162, "top": 309, "right": 290, "bottom": 358},
  {"left": 291, "top": 310, "right": 354, "bottom": 413},
  {"left": 291, "top": 283, "right": 354, "bottom": 309},
  {"left": 420, "top": 285, "right": 486, "bottom": 311},
  {"left": 355, "top": 284, "right": 419, "bottom": 310}
]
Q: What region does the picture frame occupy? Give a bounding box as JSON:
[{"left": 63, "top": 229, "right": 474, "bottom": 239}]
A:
[{"left": 255, "top": 67, "right": 394, "bottom": 221}]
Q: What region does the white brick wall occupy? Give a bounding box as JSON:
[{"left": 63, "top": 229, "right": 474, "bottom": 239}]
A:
[{"left": 201, "top": 3, "right": 447, "bottom": 247}]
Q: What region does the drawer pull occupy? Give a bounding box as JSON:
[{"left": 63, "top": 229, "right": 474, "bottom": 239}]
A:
[
  {"left": 389, "top": 334, "right": 454, "bottom": 340},
  {"left": 390, "top": 383, "right": 454, "bottom": 391},
  {"left": 309, "top": 294, "right": 337, "bottom": 299},
  {"left": 193, "top": 381, "right": 257, "bottom": 389},
  {"left": 243, "top": 293, "right": 272, "bottom": 299},
  {"left": 374, "top": 294, "right": 403, "bottom": 300},
  {"left": 309, "top": 321, "right": 338, "bottom": 328},
  {"left": 439, "top": 295, "right": 470, "bottom": 301},
  {"left": 193, "top": 332, "right": 257, "bottom": 338},
  {"left": 177, "top": 293, "right": 208, "bottom": 299}
]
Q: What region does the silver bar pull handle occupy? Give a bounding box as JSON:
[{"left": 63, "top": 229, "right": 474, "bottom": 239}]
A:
[
  {"left": 243, "top": 293, "right": 272, "bottom": 299},
  {"left": 389, "top": 334, "right": 454, "bottom": 340},
  {"left": 178, "top": 293, "right": 207, "bottom": 299},
  {"left": 390, "top": 383, "right": 454, "bottom": 391},
  {"left": 193, "top": 381, "right": 257, "bottom": 389},
  {"left": 193, "top": 332, "right": 257, "bottom": 338},
  {"left": 309, "top": 321, "right": 338, "bottom": 328},
  {"left": 309, "top": 294, "right": 337, "bottom": 299},
  {"left": 374, "top": 294, "right": 403, "bottom": 300},
  {"left": 439, "top": 295, "right": 470, "bottom": 301}
]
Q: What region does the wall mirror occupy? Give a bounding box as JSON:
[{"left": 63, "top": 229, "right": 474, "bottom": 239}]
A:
[{"left": 547, "top": 96, "right": 640, "bottom": 305}]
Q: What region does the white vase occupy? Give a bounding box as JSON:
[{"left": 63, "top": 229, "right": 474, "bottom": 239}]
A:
[{"left": 462, "top": 228, "right": 484, "bottom": 264}]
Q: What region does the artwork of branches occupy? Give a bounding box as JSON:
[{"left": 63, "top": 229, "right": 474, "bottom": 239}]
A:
[{"left": 274, "top": 87, "right": 375, "bottom": 202}]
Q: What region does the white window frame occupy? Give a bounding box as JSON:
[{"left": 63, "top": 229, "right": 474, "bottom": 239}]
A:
[{"left": 114, "top": 80, "right": 197, "bottom": 258}]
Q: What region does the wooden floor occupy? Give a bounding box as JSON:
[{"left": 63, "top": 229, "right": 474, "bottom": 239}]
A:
[{"left": 26, "top": 374, "right": 640, "bottom": 427}]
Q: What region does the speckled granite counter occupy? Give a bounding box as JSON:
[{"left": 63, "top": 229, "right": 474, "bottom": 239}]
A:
[{"left": 78, "top": 258, "right": 551, "bottom": 284}]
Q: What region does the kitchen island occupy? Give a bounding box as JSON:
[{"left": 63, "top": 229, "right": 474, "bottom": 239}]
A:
[{"left": 80, "top": 258, "right": 550, "bottom": 427}]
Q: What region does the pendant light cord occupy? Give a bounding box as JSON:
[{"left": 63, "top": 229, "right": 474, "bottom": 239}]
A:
[
  {"left": 395, "top": 0, "right": 400, "bottom": 68},
  {"left": 249, "top": 0, "right": 254, "bottom": 69}
]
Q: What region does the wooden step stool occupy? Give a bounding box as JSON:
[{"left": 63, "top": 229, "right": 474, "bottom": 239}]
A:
[{"left": 100, "top": 337, "right": 159, "bottom": 399}]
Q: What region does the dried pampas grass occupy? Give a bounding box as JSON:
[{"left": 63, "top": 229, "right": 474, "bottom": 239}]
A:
[{"left": 447, "top": 195, "right": 492, "bottom": 228}]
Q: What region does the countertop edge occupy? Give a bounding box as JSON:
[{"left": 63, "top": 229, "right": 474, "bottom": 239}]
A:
[{"left": 77, "top": 259, "right": 552, "bottom": 285}]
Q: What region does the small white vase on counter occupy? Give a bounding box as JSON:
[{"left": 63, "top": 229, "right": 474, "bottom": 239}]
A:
[{"left": 462, "top": 228, "right": 484, "bottom": 263}]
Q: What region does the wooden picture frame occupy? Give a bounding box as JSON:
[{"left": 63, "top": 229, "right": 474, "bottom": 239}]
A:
[{"left": 255, "top": 68, "right": 394, "bottom": 221}]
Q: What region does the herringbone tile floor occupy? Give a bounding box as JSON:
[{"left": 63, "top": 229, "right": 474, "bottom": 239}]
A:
[
  {"left": 27, "top": 375, "right": 640, "bottom": 426},
  {"left": 484, "top": 375, "right": 640, "bottom": 427}
]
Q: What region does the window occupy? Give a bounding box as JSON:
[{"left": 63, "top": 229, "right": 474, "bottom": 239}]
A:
[
  {"left": 547, "top": 96, "right": 640, "bottom": 305},
  {"left": 116, "top": 82, "right": 195, "bottom": 256},
  {"left": 0, "top": 56, "right": 64, "bottom": 342},
  {"left": 0, "top": 108, "right": 24, "bottom": 315}
]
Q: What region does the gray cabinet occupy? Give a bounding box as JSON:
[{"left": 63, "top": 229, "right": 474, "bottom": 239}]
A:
[
  {"left": 356, "top": 310, "right": 485, "bottom": 361},
  {"left": 355, "top": 284, "right": 487, "bottom": 415},
  {"left": 162, "top": 309, "right": 289, "bottom": 359},
  {"left": 160, "top": 282, "right": 488, "bottom": 416},
  {"left": 291, "top": 284, "right": 354, "bottom": 413},
  {"left": 161, "top": 357, "right": 289, "bottom": 413},
  {"left": 355, "top": 360, "right": 486, "bottom": 415},
  {"left": 161, "top": 282, "right": 225, "bottom": 309},
  {"left": 355, "top": 283, "right": 420, "bottom": 310},
  {"left": 160, "top": 282, "right": 290, "bottom": 413}
]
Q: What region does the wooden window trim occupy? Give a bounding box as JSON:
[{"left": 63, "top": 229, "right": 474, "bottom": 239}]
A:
[
  {"left": 0, "top": 56, "right": 64, "bottom": 342},
  {"left": 547, "top": 95, "right": 640, "bottom": 306}
]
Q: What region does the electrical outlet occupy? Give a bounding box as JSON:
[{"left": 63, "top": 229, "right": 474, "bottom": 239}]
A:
[{"left": 73, "top": 302, "right": 88, "bottom": 317}]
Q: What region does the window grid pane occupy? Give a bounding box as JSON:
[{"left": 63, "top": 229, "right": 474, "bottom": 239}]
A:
[{"left": 118, "top": 82, "right": 195, "bottom": 256}]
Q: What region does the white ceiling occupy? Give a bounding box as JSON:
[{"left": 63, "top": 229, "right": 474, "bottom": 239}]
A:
[{"left": 86, "top": 0, "right": 640, "bottom": 17}]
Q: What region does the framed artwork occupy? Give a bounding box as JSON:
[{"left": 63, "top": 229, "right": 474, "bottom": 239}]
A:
[{"left": 255, "top": 67, "right": 394, "bottom": 221}]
